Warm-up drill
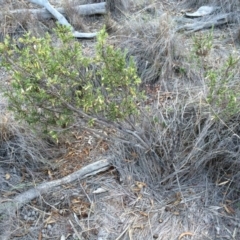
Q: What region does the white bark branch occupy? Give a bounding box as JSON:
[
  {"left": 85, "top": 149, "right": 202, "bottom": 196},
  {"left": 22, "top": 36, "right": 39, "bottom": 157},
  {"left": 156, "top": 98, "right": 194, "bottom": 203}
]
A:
[
  {"left": 176, "top": 12, "right": 239, "bottom": 33},
  {"left": 0, "top": 158, "right": 111, "bottom": 214},
  {"left": 26, "top": 0, "right": 105, "bottom": 38},
  {"left": 5, "top": 3, "right": 106, "bottom": 19},
  {"left": 28, "top": 0, "right": 71, "bottom": 30}
]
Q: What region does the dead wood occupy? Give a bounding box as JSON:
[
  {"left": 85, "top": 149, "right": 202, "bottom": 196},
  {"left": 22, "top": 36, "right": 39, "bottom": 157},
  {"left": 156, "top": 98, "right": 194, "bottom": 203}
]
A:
[
  {"left": 0, "top": 158, "right": 111, "bottom": 215},
  {"left": 24, "top": 1, "right": 106, "bottom": 38},
  {"left": 4, "top": 3, "right": 106, "bottom": 20},
  {"left": 177, "top": 11, "right": 240, "bottom": 32}
]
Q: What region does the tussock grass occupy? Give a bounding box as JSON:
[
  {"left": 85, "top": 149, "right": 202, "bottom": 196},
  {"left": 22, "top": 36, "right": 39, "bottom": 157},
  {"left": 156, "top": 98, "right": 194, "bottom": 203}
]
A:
[
  {"left": 62, "top": 0, "right": 86, "bottom": 31},
  {"left": 105, "top": 0, "right": 130, "bottom": 14},
  {"left": 0, "top": 0, "right": 51, "bottom": 42},
  {"left": 0, "top": 1, "right": 240, "bottom": 239},
  {"left": 109, "top": 0, "right": 240, "bottom": 203},
  {"left": 109, "top": 92, "right": 240, "bottom": 238},
  {"left": 112, "top": 100, "right": 240, "bottom": 188},
  {"left": 84, "top": 0, "right": 130, "bottom": 13},
  {"left": 0, "top": 93, "right": 56, "bottom": 172},
  {"left": 117, "top": 13, "right": 183, "bottom": 85}
]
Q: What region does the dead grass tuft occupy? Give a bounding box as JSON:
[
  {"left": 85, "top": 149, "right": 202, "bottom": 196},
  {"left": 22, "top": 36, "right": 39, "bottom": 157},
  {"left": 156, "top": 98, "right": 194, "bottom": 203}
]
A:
[
  {"left": 111, "top": 89, "right": 240, "bottom": 197},
  {"left": 62, "top": 0, "right": 86, "bottom": 31},
  {"left": 0, "top": 1, "right": 240, "bottom": 239},
  {"left": 104, "top": 13, "right": 119, "bottom": 34},
  {"left": 117, "top": 12, "right": 183, "bottom": 85},
  {"left": 0, "top": 89, "right": 57, "bottom": 172},
  {"left": 105, "top": 0, "right": 130, "bottom": 14},
  {"left": 0, "top": 0, "right": 49, "bottom": 42}
]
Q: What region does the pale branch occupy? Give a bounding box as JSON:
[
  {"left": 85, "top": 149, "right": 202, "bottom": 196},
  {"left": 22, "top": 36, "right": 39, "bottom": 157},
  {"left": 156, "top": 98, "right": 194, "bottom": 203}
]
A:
[
  {"left": 26, "top": 0, "right": 105, "bottom": 38},
  {"left": 0, "top": 159, "right": 111, "bottom": 215},
  {"left": 73, "top": 31, "right": 98, "bottom": 38},
  {"left": 29, "top": 0, "right": 73, "bottom": 29},
  {"left": 6, "top": 3, "right": 106, "bottom": 20},
  {"left": 176, "top": 12, "right": 240, "bottom": 33}
]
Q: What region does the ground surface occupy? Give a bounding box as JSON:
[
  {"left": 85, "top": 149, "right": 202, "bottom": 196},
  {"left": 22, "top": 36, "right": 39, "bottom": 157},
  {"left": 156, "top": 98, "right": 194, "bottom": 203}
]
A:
[{"left": 0, "top": 0, "right": 240, "bottom": 240}]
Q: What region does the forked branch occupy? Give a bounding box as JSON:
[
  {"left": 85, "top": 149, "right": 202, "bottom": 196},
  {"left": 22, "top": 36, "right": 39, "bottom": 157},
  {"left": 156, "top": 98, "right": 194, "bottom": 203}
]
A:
[{"left": 27, "top": 0, "right": 106, "bottom": 38}]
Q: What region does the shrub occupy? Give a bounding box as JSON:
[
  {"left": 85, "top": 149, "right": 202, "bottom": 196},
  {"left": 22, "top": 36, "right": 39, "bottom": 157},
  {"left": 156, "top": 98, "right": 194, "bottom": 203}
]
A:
[
  {"left": 206, "top": 54, "right": 240, "bottom": 119},
  {"left": 0, "top": 25, "right": 144, "bottom": 139},
  {"left": 190, "top": 29, "right": 240, "bottom": 120}
]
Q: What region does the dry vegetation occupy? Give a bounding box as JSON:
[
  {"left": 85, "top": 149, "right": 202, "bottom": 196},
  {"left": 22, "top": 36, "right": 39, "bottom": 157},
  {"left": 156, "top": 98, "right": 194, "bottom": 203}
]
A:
[{"left": 0, "top": 0, "right": 240, "bottom": 240}]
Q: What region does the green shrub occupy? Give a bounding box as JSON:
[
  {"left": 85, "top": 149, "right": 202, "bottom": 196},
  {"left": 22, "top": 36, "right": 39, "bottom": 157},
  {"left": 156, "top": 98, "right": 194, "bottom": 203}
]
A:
[
  {"left": 206, "top": 54, "right": 240, "bottom": 119},
  {"left": 0, "top": 25, "right": 144, "bottom": 139},
  {"left": 190, "top": 29, "right": 240, "bottom": 120},
  {"left": 192, "top": 28, "right": 213, "bottom": 58}
]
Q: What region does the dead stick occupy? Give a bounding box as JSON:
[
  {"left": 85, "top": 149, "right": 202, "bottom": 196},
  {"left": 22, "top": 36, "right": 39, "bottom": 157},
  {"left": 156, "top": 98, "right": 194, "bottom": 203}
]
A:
[{"left": 0, "top": 158, "right": 111, "bottom": 214}]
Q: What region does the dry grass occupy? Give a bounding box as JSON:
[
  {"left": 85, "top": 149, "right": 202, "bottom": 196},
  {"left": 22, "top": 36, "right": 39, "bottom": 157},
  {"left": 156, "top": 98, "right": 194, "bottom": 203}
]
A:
[
  {"left": 62, "top": 0, "right": 86, "bottom": 31},
  {"left": 0, "top": 1, "right": 31, "bottom": 40},
  {"left": 105, "top": 2, "right": 240, "bottom": 238},
  {"left": 108, "top": 0, "right": 240, "bottom": 196},
  {"left": 83, "top": 0, "right": 130, "bottom": 13},
  {"left": 115, "top": 12, "right": 184, "bottom": 86},
  {"left": 0, "top": 0, "right": 240, "bottom": 239},
  {"left": 111, "top": 95, "right": 240, "bottom": 189},
  {"left": 0, "top": 93, "right": 62, "bottom": 240},
  {"left": 0, "top": 95, "right": 56, "bottom": 170},
  {"left": 0, "top": 0, "right": 54, "bottom": 42}
]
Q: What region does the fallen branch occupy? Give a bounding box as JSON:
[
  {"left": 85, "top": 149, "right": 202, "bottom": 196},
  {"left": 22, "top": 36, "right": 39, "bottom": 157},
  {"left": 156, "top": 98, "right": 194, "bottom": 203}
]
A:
[
  {"left": 27, "top": 0, "right": 105, "bottom": 38},
  {"left": 29, "top": 0, "right": 74, "bottom": 30},
  {"left": 5, "top": 3, "right": 106, "bottom": 20},
  {"left": 0, "top": 158, "right": 111, "bottom": 215},
  {"left": 176, "top": 12, "right": 240, "bottom": 32},
  {"left": 185, "top": 6, "right": 220, "bottom": 18}
]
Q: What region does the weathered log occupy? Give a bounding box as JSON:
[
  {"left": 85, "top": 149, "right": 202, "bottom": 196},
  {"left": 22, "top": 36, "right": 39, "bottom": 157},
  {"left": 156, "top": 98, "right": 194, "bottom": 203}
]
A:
[
  {"left": 27, "top": 0, "right": 107, "bottom": 38},
  {"left": 185, "top": 6, "right": 220, "bottom": 18},
  {"left": 0, "top": 158, "right": 111, "bottom": 215},
  {"left": 6, "top": 2, "right": 106, "bottom": 20},
  {"left": 176, "top": 12, "right": 240, "bottom": 33},
  {"left": 29, "top": 0, "right": 74, "bottom": 30},
  {"left": 1, "top": 1, "right": 106, "bottom": 38}
]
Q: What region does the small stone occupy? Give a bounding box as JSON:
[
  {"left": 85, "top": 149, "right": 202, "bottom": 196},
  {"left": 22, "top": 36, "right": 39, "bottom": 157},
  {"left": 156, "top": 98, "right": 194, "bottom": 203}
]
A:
[
  {"left": 27, "top": 211, "right": 31, "bottom": 217},
  {"left": 158, "top": 219, "right": 163, "bottom": 223},
  {"left": 24, "top": 215, "right": 28, "bottom": 220},
  {"left": 42, "top": 233, "right": 47, "bottom": 238},
  {"left": 73, "top": 233, "right": 77, "bottom": 239},
  {"left": 47, "top": 224, "right": 52, "bottom": 230},
  {"left": 153, "top": 233, "right": 159, "bottom": 239},
  {"left": 146, "top": 7, "right": 156, "bottom": 14},
  {"left": 32, "top": 211, "right": 36, "bottom": 216},
  {"left": 230, "top": 220, "right": 238, "bottom": 227},
  {"left": 165, "top": 206, "right": 171, "bottom": 212}
]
